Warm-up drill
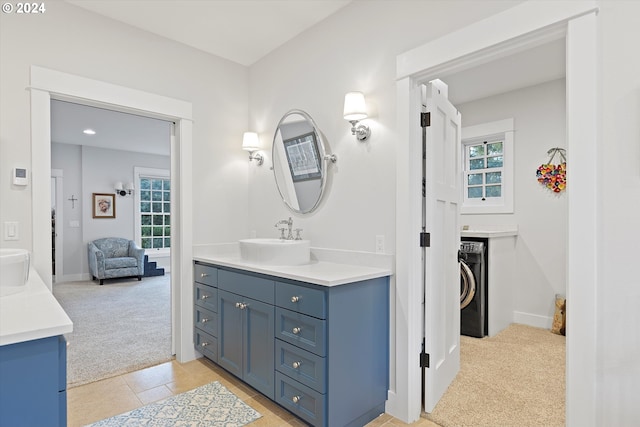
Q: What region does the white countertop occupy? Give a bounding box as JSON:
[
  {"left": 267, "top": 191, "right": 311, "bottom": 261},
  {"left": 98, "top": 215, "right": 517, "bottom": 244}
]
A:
[
  {"left": 0, "top": 269, "right": 73, "bottom": 346},
  {"left": 460, "top": 225, "right": 519, "bottom": 238},
  {"left": 193, "top": 244, "right": 393, "bottom": 287}
]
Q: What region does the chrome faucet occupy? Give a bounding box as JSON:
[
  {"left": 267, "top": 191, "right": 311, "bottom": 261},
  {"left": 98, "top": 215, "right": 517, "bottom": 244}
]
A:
[{"left": 275, "top": 217, "right": 294, "bottom": 240}]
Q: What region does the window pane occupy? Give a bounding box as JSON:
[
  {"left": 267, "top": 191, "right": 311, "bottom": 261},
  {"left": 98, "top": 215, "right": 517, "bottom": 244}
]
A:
[
  {"left": 151, "top": 179, "right": 162, "bottom": 190},
  {"left": 487, "top": 156, "right": 503, "bottom": 168},
  {"left": 487, "top": 142, "right": 503, "bottom": 155},
  {"left": 163, "top": 180, "right": 170, "bottom": 191},
  {"left": 153, "top": 215, "right": 163, "bottom": 225},
  {"left": 141, "top": 238, "right": 151, "bottom": 249},
  {"left": 468, "top": 187, "right": 483, "bottom": 198},
  {"left": 141, "top": 190, "right": 151, "bottom": 202},
  {"left": 469, "top": 145, "right": 484, "bottom": 158},
  {"left": 470, "top": 159, "right": 485, "bottom": 170},
  {"left": 141, "top": 226, "right": 151, "bottom": 237},
  {"left": 164, "top": 226, "right": 170, "bottom": 236},
  {"left": 486, "top": 172, "right": 502, "bottom": 184},
  {"left": 153, "top": 226, "right": 163, "bottom": 236},
  {"left": 164, "top": 203, "right": 170, "bottom": 213},
  {"left": 152, "top": 202, "right": 162, "bottom": 213},
  {"left": 141, "top": 202, "right": 151, "bottom": 213},
  {"left": 140, "top": 179, "right": 151, "bottom": 190},
  {"left": 141, "top": 215, "right": 152, "bottom": 226},
  {"left": 151, "top": 191, "right": 162, "bottom": 201},
  {"left": 164, "top": 238, "right": 171, "bottom": 248},
  {"left": 152, "top": 238, "right": 163, "bottom": 248},
  {"left": 486, "top": 185, "right": 502, "bottom": 197},
  {"left": 468, "top": 173, "right": 483, "bottom": 185},
  {"left": 163, "top": 191, "right": 170, "bottom": 202}
]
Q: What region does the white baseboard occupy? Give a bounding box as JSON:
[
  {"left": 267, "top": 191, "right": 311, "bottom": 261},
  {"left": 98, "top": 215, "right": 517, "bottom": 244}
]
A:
[
  {"left": 513, "top": 311, "right": 552, "bottom": 329},
  {"left": 54, "top": 273, "right": 91, "bottom": 283}
]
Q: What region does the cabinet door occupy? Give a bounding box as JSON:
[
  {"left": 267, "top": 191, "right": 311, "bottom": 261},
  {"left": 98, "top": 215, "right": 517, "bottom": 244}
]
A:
[
  {"left": 217, "top": 290, "right": 243, "bottom": 378},
  {"left": 244, "top": 298, "right": 275, "bottom": 399}
]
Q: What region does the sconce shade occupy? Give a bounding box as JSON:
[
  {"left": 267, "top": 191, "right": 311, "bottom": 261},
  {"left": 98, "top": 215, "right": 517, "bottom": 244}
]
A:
[
  {"left": 114, "top": 182, "right": 124, "bottom": 191},
  {"left": 242, "top": 132, "right": 260, "bottom": 151},
  {"left": 126, "top": 182, "right": 135, "bottom": 191},
  {"left": 343, "top": 92, "right": 368, "bottom": 121}
]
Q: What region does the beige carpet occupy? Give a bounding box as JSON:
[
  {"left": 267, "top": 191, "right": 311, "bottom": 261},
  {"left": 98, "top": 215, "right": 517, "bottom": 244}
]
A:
[
  {"left": 53, "top": 274, "right": 172, "bottom": 388},
  {"left": 426, "top": 324, "right": 566, "bottom": 427}
]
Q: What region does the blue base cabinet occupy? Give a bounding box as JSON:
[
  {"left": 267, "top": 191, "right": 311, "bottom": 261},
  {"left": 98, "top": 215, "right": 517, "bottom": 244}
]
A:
[
  {"left": 194, "top": 261, "right": 389, "bottom": 427},
  {"left": 0, "top": 335, "right": 67, "bottom": 427}
]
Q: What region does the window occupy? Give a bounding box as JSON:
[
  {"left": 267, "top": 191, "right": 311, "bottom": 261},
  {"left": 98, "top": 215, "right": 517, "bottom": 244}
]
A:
[
  {"left": 461, "top": 119, "right": 514, "bottom": 214},
  {"left": 134, "top": 167, "right": 170, "bottom": 251}
]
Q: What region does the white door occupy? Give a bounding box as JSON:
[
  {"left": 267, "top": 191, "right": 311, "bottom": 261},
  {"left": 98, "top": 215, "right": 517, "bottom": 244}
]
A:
[{"left": 422, "top": 80, "right": 462, "bottom": 412}]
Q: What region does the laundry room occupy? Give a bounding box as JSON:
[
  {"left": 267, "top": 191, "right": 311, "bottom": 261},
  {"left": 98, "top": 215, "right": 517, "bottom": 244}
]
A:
[{"left": 447, "top": 39, "right": 568, "bottom": 335}]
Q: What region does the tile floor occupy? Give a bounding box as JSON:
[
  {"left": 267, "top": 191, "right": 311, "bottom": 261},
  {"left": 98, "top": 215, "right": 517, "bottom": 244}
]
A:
[{"left": 67, "top": 358, "right": 440, "bottom": 427}]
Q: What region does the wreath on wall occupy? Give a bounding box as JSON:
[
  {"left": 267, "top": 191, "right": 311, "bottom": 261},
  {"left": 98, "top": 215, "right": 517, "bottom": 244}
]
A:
[{"left": 536, "top": 148, "right": 566, "bottom": 193}]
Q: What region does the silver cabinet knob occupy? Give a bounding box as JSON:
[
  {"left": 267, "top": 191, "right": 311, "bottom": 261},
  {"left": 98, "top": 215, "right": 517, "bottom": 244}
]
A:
[
  {"left": 201, "top": 342, "right": 208, "bottom": 347},
  {"left": 200, "top": 294, "right": 209, "bottom": 300},
  {"left": 200, "top": 273, "right": 208, "bottom": 278},
  {"left": 201, "top": 318, "right": 208, "bottom": 323},
  {"left": 291, "top": 296, "right": 300, "bottom": 303},
  {"left": 235, "top": 302, "right": 241, "bottom": 308},
  {"left": 292, "top": 361, "right": 302, "bottom": 369},
  {"left": 292, "top": 327, "right": 301, "bottom": 335},
  {"left": 292, "top": 395, "right": 302, "bottom": 403}
]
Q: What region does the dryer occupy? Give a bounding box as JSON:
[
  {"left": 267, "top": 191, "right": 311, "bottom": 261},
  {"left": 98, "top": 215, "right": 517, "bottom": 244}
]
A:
[{"left": 460, "top": 240, "right": 487, "bottom": 338}]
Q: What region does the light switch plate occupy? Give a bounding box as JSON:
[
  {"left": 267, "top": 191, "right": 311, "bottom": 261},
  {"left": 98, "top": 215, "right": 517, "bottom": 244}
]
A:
[{"left": 4, "top": 221, "right": 19, "bottom": 241}]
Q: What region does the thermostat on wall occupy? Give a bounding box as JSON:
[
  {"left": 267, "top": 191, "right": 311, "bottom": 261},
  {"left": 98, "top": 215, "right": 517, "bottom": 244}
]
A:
[{"left": 13, "top": 168, "right": 28, "bottom": 186}]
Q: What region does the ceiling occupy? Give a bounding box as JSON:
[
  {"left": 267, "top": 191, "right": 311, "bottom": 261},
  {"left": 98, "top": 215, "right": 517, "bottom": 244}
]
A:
[
  {"left": 64, "top": 0, "right": 353, "bottom": 67},
  {"left": 52, "top": 2, "right": 565, "bottom": 156}
]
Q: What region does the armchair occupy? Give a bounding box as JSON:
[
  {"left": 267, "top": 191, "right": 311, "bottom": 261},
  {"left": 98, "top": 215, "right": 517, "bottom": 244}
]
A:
[{"left": 88, "top": 238, "right": 145, "bottom": 285}]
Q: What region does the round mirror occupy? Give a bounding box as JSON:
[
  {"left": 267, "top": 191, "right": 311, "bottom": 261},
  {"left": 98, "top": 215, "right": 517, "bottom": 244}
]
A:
[{"left": 272, "top": 110, "right": 335, "bottom": 214}]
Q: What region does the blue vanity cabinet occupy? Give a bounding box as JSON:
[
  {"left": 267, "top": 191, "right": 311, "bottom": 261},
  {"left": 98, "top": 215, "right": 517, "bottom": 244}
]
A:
[
  {"left": 0, "top": 335, "right": 67, "bottom": 427},
  {"left": 194, "top": 262, "right": 218, "bottom": 362},
  {"left": 217, "top": 269, "right": 275, "bottom": 400},
  {"left": 274, "top": 277, "right": 389, "bottom": 427}
]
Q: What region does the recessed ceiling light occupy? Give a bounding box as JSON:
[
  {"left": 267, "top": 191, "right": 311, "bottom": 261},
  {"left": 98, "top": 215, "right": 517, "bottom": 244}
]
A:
[{"left": 83, "top": 129, "right": 96, "bottom": 135}]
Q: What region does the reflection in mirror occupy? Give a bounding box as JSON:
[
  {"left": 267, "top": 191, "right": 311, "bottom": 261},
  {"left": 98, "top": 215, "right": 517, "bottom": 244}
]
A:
[{"left": 272, "top": 110, "right": 335, "bottom": 214}]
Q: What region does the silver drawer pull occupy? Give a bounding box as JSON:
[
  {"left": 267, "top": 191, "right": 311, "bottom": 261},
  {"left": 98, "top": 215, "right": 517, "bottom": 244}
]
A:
[
  {"left": 201, "top": 318, "right": 208, "bottom": 323},
  {"left": 290, "top": 296, "right": 300, "bottom": 303},
  {"left": 200, "top": 273, "right": 208, "bottom": 278},
  {"left": 292, "top": 327, "right": 301, "bottom": 335},
  {"left": 292, "top": 361, "right": 302, "bottom": 369},
  {"left": 201, "top": 342, "right": 208, "bottom": 347},
  {"left": 201, "top": 294, "right": 209, "bottom": 300},
  {"left": 236, "top": 302, "right": 247, "bottom": 310},
  {"left": 292, "top": 395, "right": 302, "bottom": 403}
]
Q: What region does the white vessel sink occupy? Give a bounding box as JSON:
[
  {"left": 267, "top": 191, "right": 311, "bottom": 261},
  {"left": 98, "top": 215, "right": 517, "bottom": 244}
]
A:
[
  {"left": 0, "top": 248, "right": 30, "bottom": 297},
  {"left": 239, "top": 238, "right": 310, "bottom": 266}
]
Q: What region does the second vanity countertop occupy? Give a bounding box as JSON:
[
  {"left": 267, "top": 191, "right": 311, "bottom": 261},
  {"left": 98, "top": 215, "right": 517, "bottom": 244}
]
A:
[{"left": 193, "top": 244, "right": 393, "bottom": 287}]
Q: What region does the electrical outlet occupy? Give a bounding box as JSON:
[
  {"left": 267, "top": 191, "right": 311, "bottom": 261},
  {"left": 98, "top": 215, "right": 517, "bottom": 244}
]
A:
[{"left": 375, "top": 235, "right": 385, "bottom": 254}]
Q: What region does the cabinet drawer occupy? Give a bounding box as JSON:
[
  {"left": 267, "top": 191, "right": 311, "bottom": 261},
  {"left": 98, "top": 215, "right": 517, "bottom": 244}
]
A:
[
  {"left": 219, "top": 269, "right": 274, "bottom": 304},
  {"left": 195, "top": 306, "right": 217, "bottom": 336},
  {"left": 195, "top": 283, "right": 217, "bottom": 312},
  {"left": 276, "top": 307, "right": 326, "bottom": 357},
  {"left": 276, "top": 282, "right": 326, "bottom": 319},
  {"left": 194, "top": 263, "right": 217, "bottom": 286},
  {"left": 194, "top": 329, "right": 218, "bottom": 362},
  {"left": 275, "top": 371, "right": 325, "bottom": 427},
  {"left": 275, "top": 339, "right": 326, "bottom": 393}
]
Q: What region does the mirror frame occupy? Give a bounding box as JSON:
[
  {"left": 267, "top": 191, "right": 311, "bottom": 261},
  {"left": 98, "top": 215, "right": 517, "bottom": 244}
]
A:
[{"left": 272, "top": 109, "right": 335, "bottom": 214}]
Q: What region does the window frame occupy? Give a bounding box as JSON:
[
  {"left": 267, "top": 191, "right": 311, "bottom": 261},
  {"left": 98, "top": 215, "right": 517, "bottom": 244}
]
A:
[
  {"left": 134, "top": 166, "right": 171, "bottom": 255},
  {"left": 461, "top": 118, "right": 514, "bottom": 214}
]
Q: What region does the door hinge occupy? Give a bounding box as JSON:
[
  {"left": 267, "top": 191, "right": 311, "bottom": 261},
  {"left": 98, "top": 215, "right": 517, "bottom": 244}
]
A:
[
  {"left": 421, "top": 112, "right": 431, "bottom": 128},
  {"left": 419, "top": 232, "right": 431, "bottom": 248},
  {"left": 420, "top": 350, "right": 430, "bottom": 368}
]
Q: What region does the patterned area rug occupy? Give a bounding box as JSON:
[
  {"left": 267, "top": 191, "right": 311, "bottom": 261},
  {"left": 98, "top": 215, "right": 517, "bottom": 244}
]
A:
[{"left": 85, "top": 381, "right": 261, "bottom": 427}]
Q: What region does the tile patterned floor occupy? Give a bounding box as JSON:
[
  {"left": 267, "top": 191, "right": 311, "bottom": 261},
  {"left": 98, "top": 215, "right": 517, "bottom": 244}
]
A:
[{"left": 67, "top": 358, "right": 440, "bottom": 427}]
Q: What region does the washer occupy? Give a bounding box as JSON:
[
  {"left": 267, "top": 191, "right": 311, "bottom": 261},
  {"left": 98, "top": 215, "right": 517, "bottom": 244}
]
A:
[{"left": 460, "top": 240, "right": 487, "bottom": 338}]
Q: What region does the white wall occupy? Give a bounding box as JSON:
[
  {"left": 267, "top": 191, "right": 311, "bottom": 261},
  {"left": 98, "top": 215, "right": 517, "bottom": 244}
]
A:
[
  {"left": 51, "top": 143, "right": 171, "bottom": 280},
  {"left": 0, "top": 1, "right": 250, "bottom": 255},
  {"left": 457, "top": 78, "right": 567, "bottom": 327},
  {"left": 598, "top": 1, "right": 640, "bottom": 424}
]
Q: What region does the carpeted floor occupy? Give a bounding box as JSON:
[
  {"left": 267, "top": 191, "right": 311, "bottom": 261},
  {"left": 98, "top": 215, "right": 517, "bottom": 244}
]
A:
[
  {"left": 53, "top": 275, "right": 173, "bottom": 388},
  {"left": 426, "top": 324, "right": 566, "bottom": 427}
]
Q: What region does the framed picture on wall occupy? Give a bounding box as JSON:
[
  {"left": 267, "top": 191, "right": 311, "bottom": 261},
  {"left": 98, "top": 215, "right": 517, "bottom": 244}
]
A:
[{"left": 92, "top": 193, "right": 116, "bottom": 218}]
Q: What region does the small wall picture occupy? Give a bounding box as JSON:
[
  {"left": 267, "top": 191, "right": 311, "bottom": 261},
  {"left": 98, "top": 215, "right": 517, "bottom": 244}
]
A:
[{"left": 92, "top": 193, "right": 116, "bottom": 218}]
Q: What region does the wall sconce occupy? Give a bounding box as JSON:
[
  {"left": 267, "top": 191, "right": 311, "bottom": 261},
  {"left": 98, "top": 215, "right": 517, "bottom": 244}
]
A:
[
  {"left": 242, "top": 132, "right": 264, "bottom": 165},
  {"left": 115, "top": 181, "right": 135, "bottom": 196},
  {"left": 343, "top": 91, "right": 371, "bottom": 141}
]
